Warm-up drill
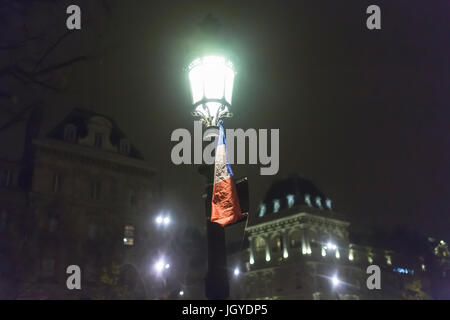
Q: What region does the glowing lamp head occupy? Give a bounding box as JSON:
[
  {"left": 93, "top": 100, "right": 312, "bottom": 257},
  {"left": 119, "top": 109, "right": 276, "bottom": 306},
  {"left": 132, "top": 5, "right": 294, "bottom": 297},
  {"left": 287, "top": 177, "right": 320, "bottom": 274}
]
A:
[
  {"left": 233, "top": 267, "right": 240, "bottom": 277},
  {"left": 188, "top": 56, "right": 235, "bottom": 127}
]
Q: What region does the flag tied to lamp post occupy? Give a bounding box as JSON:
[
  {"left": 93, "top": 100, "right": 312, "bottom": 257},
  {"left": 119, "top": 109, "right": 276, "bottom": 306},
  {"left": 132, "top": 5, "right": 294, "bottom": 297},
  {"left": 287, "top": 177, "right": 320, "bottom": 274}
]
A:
[{"left": 211, "top": 123, "right": 243, "bottom": 227}]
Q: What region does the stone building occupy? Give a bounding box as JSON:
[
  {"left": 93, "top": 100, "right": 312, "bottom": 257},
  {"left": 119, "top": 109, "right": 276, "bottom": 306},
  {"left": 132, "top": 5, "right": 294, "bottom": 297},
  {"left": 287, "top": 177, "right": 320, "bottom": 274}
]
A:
[
  {"left": 228, "top": 175, "right": 433, "bottom": 300},
  {"left": 0, "top": 108, "right": 158, "bottom": 299}
]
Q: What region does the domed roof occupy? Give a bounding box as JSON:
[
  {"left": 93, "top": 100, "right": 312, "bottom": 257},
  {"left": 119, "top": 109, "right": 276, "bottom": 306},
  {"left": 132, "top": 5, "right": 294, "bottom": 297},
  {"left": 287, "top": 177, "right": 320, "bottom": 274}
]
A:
[{"left": 259, "top": 174, "right": 332, "bottom": 217}]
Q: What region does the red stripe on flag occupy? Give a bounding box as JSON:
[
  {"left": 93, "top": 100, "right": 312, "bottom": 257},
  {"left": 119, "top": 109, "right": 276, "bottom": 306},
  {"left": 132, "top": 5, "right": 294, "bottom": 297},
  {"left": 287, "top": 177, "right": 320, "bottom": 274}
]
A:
[{"left": 211, "top": 177, "right": 242, "bottom": 227}]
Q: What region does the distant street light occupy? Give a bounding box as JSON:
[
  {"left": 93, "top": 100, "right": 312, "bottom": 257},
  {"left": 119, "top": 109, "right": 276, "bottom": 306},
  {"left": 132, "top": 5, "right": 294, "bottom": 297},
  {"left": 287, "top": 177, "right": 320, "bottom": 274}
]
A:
[
  {"left": 331, "top": 274, "right": 340, "bottom": 287},
  {"left": 154, "top": 258, "right": 170, "bottom": 274},
  {"left": 326, "top": 242, "right": 337, "bottom": 250},
  {"left": 179, "top": 290, "right": 184, "bottom": 296},
  {"left": 155, "top": 214, "right": 170, "bottom": 227},
  {"left": 233, "top": 267, "right": 240, "bottom": 278}
]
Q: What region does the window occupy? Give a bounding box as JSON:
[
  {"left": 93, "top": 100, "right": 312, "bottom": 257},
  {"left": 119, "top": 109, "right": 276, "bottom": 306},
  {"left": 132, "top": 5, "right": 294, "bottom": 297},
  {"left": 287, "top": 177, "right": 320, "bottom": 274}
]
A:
[
  {"left": 88, "top": 223, "right": 97, "bottom": 239},
  {"left": 273, "top": 199, "right": 280, "bottom": 213},
  {"left": 315, "top": 196, "right": 322, "bottom": 209},
  {"left": 124, "top": 225, "right": 135, "bottom": 246},
  {"left": 290, "top": 238, "right": 301, "bottom": 248},
  {"left": 286, "top": 194, "right": 295, "bottom": 208},
  {"left": 63, "top": 124, "right": 77, "bottom": 142},
  {"left": 40, "top": 259, "right": 55, "bottom": 278},
  {"left": 325, "top": 198, "right": 332, "bottom": 209},
  {"left": 129, "top": 189, "right": 137, "bottom": 206},
  {"left": 90, "top": 181, "right": 100, "bottom": 200},
  {"left": 0, "top": 210, "right": 7, "bottom": 230},
  {"left": 304, "top": 194, "right": 311, "bottom": 207},
  {"left": 258, "top": 204, "right": 266, "bottom": 217},
  {"left": 385, "top": 255, "right": 392, "bottom": 265},
  {"left": 0, "top": 169, "right": 12, "bottom": 187},
  {"left": 94, "top": 133, "right": 103, "bottom": 148},
  {"left": 349, "top": 249, "right": 354, "bottom": 261},
  {"left": 272, "top": 236, "right": 282, "bottom": 252},
  {"left": 119, "top": 139, "right": 130, "bottom": 155},
  {"left": 52, "top": 173, "right": 61, "bottom": 193},
  {"left": 255, "top": 237, "right": 266, "bottom": 252}
]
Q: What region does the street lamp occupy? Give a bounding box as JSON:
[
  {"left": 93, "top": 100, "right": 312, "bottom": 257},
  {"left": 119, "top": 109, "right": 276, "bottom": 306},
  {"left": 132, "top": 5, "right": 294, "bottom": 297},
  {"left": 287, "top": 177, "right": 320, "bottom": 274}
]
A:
[{"left": 186, "top": 15, "right": 237, "bottom": 300}]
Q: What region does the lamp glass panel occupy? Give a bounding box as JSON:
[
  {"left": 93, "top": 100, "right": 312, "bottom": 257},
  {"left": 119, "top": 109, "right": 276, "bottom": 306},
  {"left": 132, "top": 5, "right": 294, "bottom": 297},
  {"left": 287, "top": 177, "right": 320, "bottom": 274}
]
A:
[{"left": 188, "top": 56, "right": 235, "bottom": 107}]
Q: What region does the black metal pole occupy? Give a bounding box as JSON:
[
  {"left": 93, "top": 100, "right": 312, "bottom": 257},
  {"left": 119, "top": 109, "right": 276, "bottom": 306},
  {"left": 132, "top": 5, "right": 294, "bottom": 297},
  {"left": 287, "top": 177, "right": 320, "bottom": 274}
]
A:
[{"left": 199, "top": 164, "right": 229, "bottom": 300}]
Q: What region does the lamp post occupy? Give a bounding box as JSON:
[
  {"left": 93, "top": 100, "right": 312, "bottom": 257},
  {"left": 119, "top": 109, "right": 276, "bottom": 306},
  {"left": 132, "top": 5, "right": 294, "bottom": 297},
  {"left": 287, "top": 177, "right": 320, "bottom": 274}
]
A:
[{"left": 186, "top": 15, "right": 237, "bottom": 300}]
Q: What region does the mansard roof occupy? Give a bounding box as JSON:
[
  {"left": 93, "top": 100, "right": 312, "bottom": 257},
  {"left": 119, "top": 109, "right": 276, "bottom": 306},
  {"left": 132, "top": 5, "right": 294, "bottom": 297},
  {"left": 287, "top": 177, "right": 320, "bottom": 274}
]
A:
[
  {"left": 250, "top": 174, "right": 341, "bottom": 226},
  {"left": 46, "top": 108, "right": 144, "bottom": 160}
]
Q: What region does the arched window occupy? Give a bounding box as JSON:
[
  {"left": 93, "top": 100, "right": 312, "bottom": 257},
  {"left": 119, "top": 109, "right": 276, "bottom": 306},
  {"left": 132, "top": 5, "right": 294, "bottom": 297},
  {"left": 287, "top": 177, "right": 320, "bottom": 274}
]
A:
[
  {"left": 255, "top": 237, "right": 266, "bottom": 252},
  {"left": 129, "top": 189, "right": 137, "bottom": 206},
  {"left": 287, "top": 194, "right": 295, "bottom": 208},
  {"left": 325, "top": 198, "right": 332, "bottom": 209},
  {"left": 258, "top": 203, "right": 266, "bottom": 217},
  {"left": 304, "top": 194, "right": 311, "bottom": 207},
  {"left": 119, "top": 139, "right": 130, "bottom": 155},
  {"left": 63, "top": 124, "right": 77, "bottom": 142},
  {"left": 315, "top": 196, "right": 322, "bottom": 209}
]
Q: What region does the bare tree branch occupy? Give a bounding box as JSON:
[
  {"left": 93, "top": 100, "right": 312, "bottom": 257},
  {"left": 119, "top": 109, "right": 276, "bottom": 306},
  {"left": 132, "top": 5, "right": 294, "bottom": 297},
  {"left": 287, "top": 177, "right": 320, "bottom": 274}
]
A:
[{"left": 0, "top": 100, "right": 42, "bottom": 132}]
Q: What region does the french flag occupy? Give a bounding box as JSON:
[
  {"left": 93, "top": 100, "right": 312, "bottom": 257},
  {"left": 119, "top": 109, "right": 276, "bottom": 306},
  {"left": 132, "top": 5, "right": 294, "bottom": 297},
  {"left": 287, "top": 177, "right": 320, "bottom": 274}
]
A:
[{"left": 211, "top": 123, "right": 243, "bottom": 227}]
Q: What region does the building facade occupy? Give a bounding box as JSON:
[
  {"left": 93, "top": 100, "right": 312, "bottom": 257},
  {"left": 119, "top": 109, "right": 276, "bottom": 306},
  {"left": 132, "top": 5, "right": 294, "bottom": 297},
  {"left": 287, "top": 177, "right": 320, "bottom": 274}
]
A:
[
  {"left": 0, "top": 108, "right": 158, "bottom": 299},
  {"left": 229, "top": 175, "right": 436, "bottom": 300}
]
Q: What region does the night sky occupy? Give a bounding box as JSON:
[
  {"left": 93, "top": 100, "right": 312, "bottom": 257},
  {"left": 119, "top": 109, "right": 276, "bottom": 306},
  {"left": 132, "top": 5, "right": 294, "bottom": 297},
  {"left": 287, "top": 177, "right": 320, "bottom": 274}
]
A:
[{"left": 1, "top": 1, "right": 449, "bottom": 238}]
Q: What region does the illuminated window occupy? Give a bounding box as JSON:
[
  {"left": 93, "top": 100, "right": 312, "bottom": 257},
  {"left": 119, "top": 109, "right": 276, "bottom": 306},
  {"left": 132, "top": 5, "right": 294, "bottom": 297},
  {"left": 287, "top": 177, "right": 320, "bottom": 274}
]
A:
[
  {"left": 258, "top": 204, "right": 266, "bottom": 217},
  {"left": 272, "top": 236, "right": 282, "bottom": 252},
  {"left": 123, "top": 237, "right": 134, "bottom": 246},
  {"left": 385, "top": 255, "right": 392, "bottom": 265},
  {"left": 287, "top": 194, "right": 295, "bottom": 208},
  {"left": 349, "top": 249, "right": 354, "bottom": 261},
  {"left": 129, "top": 189, "right": 137, "bottom": 206},
  {"left": 124, "top": 225, "right": 135, "bottom": 246},
  {"left": 315, "top": 197, "right": 322, "bottom": 209},
  {"left": 273, "top": 199, "right": 280, "bottom": 213},
  {"left": 304, "top": 194, "right": 311, "bottom": 207},
  {"left": 325, "top": 198, "right": 332, "bottom": 209}
]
